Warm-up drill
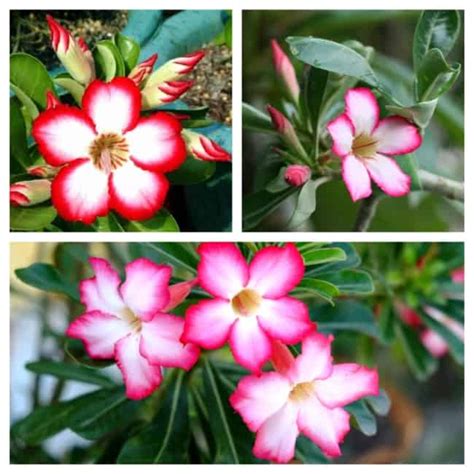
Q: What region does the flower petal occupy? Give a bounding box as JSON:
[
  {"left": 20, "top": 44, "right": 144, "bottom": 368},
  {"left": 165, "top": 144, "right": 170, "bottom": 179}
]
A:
[
  {"left": 344, "top": 87, "right": 379, "bottom": 135},
  {"left": 140, "top": 313, "right": 200, "bottom": 370},
  {"left": 248, "top": 244, "right": 304, "bottom": 298},
  {"left": 79, "top": 257, "right": 125, "bottom": 314},
  {"left": 229, "top": 317, "right": 272, "bottom": 372},
  {"left": 365, "top": 153, "right": 411, "bottom": 197},
  {"left": 327, "top": 114, "right": 354, "bottom": 157},
  {"left": 125, "top": 112, "right": 186, "bottom": 172},
  {"left": 115, "top": 334, "right": 163, "bottom": 400},
  {"left": 341, "top": 154, "right": 372, "bottom": 202},
  {"left": 82, "top": 77, "right": 141, "bottom": 134},
  {"left": 297, "top": 395, "right": 351, "bottom": 458},
  {"left": 230, "top": 372, "right": 291, "bottom": 432},
  {"left": 258, "top": 297, "right": 313, "bottom": 344},
  {"left": 316, "top": 363, "right": 379, "bottom": 408},
  {"left": 288, "top": 332, "right": 334, "bottom": 384},
  {"left": 181, "top": 298, "right": 236, "bottom": 349},
  {"left": 120, "top": 258, "right": 171, "bottom": 321},
  {"left": 32, "top": 105, "right": 96, "bottom": 166},
  {"left": 66, "top": 310, "right": 130, "bottom": 359},
  {"left": 421, "top": 329, "right": 449, "bottom": 357},
  {"left": 197, "top": 243, "right": 249, "bottom": 299},
  {"left": 373, "top": 116, "right": 422, "bottom": 155},
  {"left": 51, "top": 158, "right": 109, "bottom": 224},
  {"left": 253, "top": 403, "right": 299, "bottom": 464},
  {"left": 109, "top": 160, "right": 169, "bottom": 221}
]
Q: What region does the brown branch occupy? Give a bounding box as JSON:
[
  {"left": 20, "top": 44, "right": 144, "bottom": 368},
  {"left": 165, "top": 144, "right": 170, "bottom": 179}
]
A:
[{"left": 353, "top": 194, "right": 382, "bottom": 232}]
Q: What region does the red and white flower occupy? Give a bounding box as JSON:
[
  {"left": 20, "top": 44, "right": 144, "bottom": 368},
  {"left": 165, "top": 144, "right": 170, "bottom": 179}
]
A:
[
  {"left": 271, "top": 39, "right": 300, "bottom": 104},
  {"left": 66, "top": 257, "right": 200, "bottom": 400},
  {"left": 230, "top": 334, "right": 379, "bottom": 463},
  {"left": 327, "top": 88, "right": 422, "bottom": 201},
  {"left": 10, "top": 180, "right": 51, "bottom": 207},
  {"left": 182, "top": 130, "right": 231, "bottom": 162},
  {"left": 46, "top": 15, "right": 95, "bottom": 85},
  {"left": 182, "top": 243, "right": 313, "bottom": 372},
  {"left": 32, "top": 77, "right": 187, "bottom": 224}
]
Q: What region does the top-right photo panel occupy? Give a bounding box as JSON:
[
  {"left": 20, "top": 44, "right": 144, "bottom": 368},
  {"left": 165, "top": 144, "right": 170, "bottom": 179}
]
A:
[{"left": 242, "top": 10, "right": 464, "bottom": 232}]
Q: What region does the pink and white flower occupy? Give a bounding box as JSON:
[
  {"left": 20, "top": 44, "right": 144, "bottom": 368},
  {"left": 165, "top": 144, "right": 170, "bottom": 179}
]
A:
[
  {"left": 271, "top": 39, "right": 300, "bottom": 104},
  {"left": 284, "top": 165, "right": 311, "bottom": 187},
  {"left": 46, "top": 15, "right": 95, "bottom": 85},
  {"left": 66, "top": 257, "right": 200, "bottom": 400},
  {"left": 10, "top": 180, "right": 51, "bottom": 207},
  {"left": 230, "top": 334, "right": 379, "bottom": 463},
  {"left": 182, "top": 130, "right": 232, "bottom": 162},
  {"left": 32, "top": 77, "right": 186, "bottom": 224},
  {"left": 182, "top": 243, "right": 313, "bottom": 372},
  {"left": 327, "top": 88, "right": 422, "bottom": 201}
]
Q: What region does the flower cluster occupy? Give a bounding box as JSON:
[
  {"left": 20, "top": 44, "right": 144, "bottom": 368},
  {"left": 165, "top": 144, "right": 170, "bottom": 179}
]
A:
[
  {"left": 10, "top": 16, "right": 231, "bottom": 224},
  {"left": 67, "top": 243, "right": 379, "bottom": 463}
]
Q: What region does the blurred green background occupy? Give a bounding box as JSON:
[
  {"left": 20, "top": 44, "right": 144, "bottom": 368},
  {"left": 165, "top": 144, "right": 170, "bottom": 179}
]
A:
[{"left": 243, "top": 10, "right": 464, "bottom": 231}]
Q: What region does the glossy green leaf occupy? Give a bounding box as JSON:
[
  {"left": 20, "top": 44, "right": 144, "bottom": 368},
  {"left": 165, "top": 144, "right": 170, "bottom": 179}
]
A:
[
  {"left": 365, "top": 389, "right": 391, "bottom": 416},
  {"left": 378, "top": 302, "right": 396, "bottom": 344},
  {"left": 295, "top": 437, "right": 328, "bottom": 463},
  {"left": 314, "top": 300, "right": 380, "bottom": 339},
  {"left": 294, "top": 278, "right": 340, "bottom": 304},
  {"left": 242, "top": 102, "right": 275, "bottom": 133},
  {"left": 10, "top": 97, "right": 30, "bottom": 172},
  {"left": 10, "top": 53, "right": 55, "bottom": 109},
  {"left": 168, "top": 156, "right": 216, "bottom": 185},
  {"left": 11, "top": 206, "right": 57, "bottom": 231},
  {"left": 26, "top": 361, "right": 115, "bottom": 388},
  {"left": 93, "top": 41, "right": 126, "bottom": 81},
  {"left": 54, "top": 75, "right": 85, "bottom": 105},
  {"left": 126, "top": 210, "right": 179, "bottom": 232},
  {"left": 346, "top": 400, "right": 377, "bottom": 436},
  {"left": 303, "top": 247, "right": 346, "bottom": 266},
  {"left": 118, "top": 372, "right": 190, "bottom": 463},
  {"left": 94, "top": 213, "right": 125, "bottom": 232},
  {"left": 15, "top": 263, "right": 79, "bottom": 300},
  {"left": 320, "top": 269, "right": 374, "bottom": 294},
  {"left": 386, "top": 99, "right": 438, "bottom": 129},
  {"left": 413, "top": 11, "right": 461, "bottom": 70},
  {"left": 306, "top": 243, "right": 361, "bottom": 275},
  {"left": 114, "top": 33, "right": 140, "bottom": 73}
]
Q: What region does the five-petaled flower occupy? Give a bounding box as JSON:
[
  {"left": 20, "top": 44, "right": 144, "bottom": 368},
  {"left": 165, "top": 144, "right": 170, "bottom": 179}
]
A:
[
  {"left": 66, "top": 257, "right": 200, "bottom": 400},
  {"left": 32, "top": 77, "right": 187, "bottom": 224},
  {"left": 327, "top": 88, "right": 422, "bottom": 201},
  {"left": 181, "top": 243, "right": 314, "bottom": 372},
  {"left": 230, "top": 334, "right": 379, "bottom": 463}
]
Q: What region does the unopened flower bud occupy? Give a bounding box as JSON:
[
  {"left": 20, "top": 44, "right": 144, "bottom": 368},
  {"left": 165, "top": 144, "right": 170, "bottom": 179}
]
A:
[
  {"left": 141, "top": 80, "right": 194, "bottom": 110},
  {"left": 284, "top": 164, "right": 311, "bottom": 187},
  {"left": 182, "top": 130, "right": 231, "bottom": 162},
  {"left": 271, "top": 39, "right": 300, "bottom": 104},
  {"left": 27, "top": 164, "right": 59, "bottom": 178},
  {"left": 46, "top": 91, "right": 61, "bottom": 110},
  {"left": 128, "top": 53, "right": 158, "bottom": 87},
  {"left": 10, "top": 180, "right": 51, "bottom": 207}
]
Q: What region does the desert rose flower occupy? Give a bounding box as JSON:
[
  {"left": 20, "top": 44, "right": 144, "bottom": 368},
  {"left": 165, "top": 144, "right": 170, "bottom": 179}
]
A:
[
  {"left": 141, "top": 80, "right": 194, "bottom": 110},
  {"left": 10, "top": 180, "right": 51, "bottom": 207},
  {"left": 128, "top": 53, "right": 158, "bottom": 87},
  {"left": 46, "top": 15, "right": 95, "bottom": 85},
  {"left": 32, "top": 77, "right": 186, "bottom": 224},
  {"left": 284, "top": 165, "right": 311, "bottom": 187},
  {"left": 230, "top": 334, "right": 379, "bottom": 463},
  {"left": 182, "top": 130, "right": 231, "bottom": 162},
  {"left": 182, "top": 243, "right": 313, "bottom": 372},
  {"left": 67, "top": 257, "right": 200, "bottom": 400},
  {"left": 327, "top": 88, "right": 422, "bottom": 201},
  {"left": 271, "top": 39, "right": 300, "bottom": 104}
]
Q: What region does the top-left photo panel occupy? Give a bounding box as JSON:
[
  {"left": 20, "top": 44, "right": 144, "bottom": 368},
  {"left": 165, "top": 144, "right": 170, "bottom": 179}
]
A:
[{"left": 10, "top": 10, "right": 232, "bottom": 232}]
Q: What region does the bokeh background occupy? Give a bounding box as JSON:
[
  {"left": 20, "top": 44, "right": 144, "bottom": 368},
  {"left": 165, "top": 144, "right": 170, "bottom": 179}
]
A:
[{"left": 243, "top": 10, "right": 464, "bottom": 231}]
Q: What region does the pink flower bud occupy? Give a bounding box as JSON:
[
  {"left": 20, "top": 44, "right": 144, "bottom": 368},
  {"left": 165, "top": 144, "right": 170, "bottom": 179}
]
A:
[
  {"left": 141, "top": 80, "right": 194, "bottom": 110},
  {"left": 182, "top": 130, "right": 231, "bottom": 162},
  {"left": 128, "top": 53, "right": 158, "bottom": 87},
  {"left": 397, "top": 303, "right": 423, "bottom": 327},
  {"left": 451, "top": 267, "right": 464, "bottom": 283},
  {"left": 164, "top": 278, "right": 198, "bottom": 312},
  {"left": 46, "top": 15, "right": 95, "bottom": 85},
  {"left": 271, "top": 39, "right": 300, "bottom": 103},
  {"left": 46, "top": 91, "right": 61, "bottom": 110},
  {"left": 284, "top": 164, "right": 311, "bottom": 187},
  {"left": 27, "top": 164, "right": 59, "bottom": 178},
  {"left": 10, "top": 180, "right": 51, "bottom": 207}
]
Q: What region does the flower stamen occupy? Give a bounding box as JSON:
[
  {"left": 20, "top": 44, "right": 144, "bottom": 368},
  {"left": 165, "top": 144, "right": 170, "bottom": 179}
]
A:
[
  {"left": 89, "top": 133, "right": 129, "bottom": 173},
  {"left": 352, "top": 133, "right": 378, "bottom": 158},
  {"left": 121, "top": 307, "right": 142, "bottom": 333},
  {"left": 289, "top": 382, "right": 314, "bottom": 402},
  {"left": 231, "top": 289, "right": 262, "bottom": 317}
]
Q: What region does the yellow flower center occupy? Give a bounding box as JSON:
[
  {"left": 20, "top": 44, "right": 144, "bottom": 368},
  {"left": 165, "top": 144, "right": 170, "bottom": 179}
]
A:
[
  {"left": 289, "top": 382, "right": 315, "bottom": 402},
  {"left": 352, "top": 133, "right": 378, "bottom": 158},
  {"left": 231, "top": 289, "right": 262, "bottom": 317},
  {"left": 121, "top": 307, "right": 142, "bottom": 333},
  {"left": 89, "top": 132, "right": 129, "bottom": 173}
]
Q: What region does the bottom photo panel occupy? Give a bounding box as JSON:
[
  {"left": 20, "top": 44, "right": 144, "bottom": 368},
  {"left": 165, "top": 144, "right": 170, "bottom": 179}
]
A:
[{"left": 10, "top": 242, "right": 464, "bottom": 464}]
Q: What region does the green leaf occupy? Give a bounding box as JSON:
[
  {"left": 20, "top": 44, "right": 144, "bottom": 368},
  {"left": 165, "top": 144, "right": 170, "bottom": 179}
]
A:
[
  {"left": 346, "top": 400, "right": 377, "bottom": 436},
  {"left": 243, "top": 186, "right": 298, "bottom": 230},
  {"left": 118, "top": 371, "right": 190, "bottom": 463},
  {"left": 126, "top": 210, "right": 179, "bottom": 232},
  {"left": 26, "top": 361, "right": 115, "bottom": 388},
  {"left": 303, "top": 246, "right": 347, "bottom": 266},
  {"left": 93, "top": 41, "right": 126, "bottom": 81},
  {"left": 287, "top": 37, "right": 379, "bottom": 88},
  {"left": 54, "top": 75, "right": 85, "bottom": 105},
  {"left": 320, "top": 269, "right": 374, "bottom": 294},
  {"left": 396, "top": 321, "right": 438, "bottom": 380},
  {"left": 94, "top": 213, "right": 125, "bottom": 232},
  {"left": 295, "top": 437, "right": 328, "bottom": 463},
  {"left": 416, "top": 48, "right": 461, "bottom": 101},
  {"left": 242, "top": 102, "right": 275, "bottom": 133},
  {"left": 386, "top": 99, "right": 438, "bottom": 129},
  {"left": 10, "top": 97, "right": 30, "bottom": 172},
  {"left": 294, "top": 278, "right": 340, "bottom": 304},
  {"left": 114, "top": 33, "right": 140, "bottom": 73},
  {"left": 378, "top": 303, "right": 396, "bottom": 344},
  {"left": 168, "top": 156, "right": 216, "bottom": 185},
  {"left": 306, "top": 243, "right": 361, "bottom": 275},
  {"left": 365, "top": 389, "right": 391, "bottom": 416},
  {"left": 10, "top": 53, "right": 55, "bottom": 110},
  {"left": 395, "top": 153, "right": 421, "bottom": 190},
  {"left": 413, "top": 11, "right": 461, "bottom": 70},
  {"left": 314, "top": 300, "right": 380, "bottom": 339},
  {"left": 15, "top": 263, "right": 79, "bottom": 300}
]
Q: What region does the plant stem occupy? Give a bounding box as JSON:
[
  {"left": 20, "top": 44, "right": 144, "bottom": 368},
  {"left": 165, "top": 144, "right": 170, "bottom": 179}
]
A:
[
  {"left": 353, "top": 194, "right": 382, "bottom": 232},
  {"left": 418, "top": 170, "right": 464, "bottom": 202}
]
